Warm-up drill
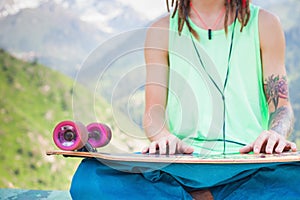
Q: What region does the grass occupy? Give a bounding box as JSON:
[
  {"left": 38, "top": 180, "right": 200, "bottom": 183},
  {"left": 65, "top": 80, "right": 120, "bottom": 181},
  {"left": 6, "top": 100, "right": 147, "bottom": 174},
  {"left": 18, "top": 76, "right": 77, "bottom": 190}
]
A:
[
  {"left": 0, "top": 49, "right": 149, "bottom": 190},
  {"left": 0, "top": 49, "right": 80, "bottom": 190}
]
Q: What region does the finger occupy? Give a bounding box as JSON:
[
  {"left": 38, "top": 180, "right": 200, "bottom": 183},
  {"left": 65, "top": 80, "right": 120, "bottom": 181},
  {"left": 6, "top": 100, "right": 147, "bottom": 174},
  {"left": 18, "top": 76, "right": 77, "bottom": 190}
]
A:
[
  {"left": 141, "top": 146, "right": 149, "bottom": 154},
  {"left": 178, "top": 141, "right": 194, "bottom": 154},
  {"left": 265, "top": 133, "right": 279, "bottom": 154},
  {"left": 158, "top": 139, "right": 168, "bottom": 155},
  {"left": 149, "top": 141, "right": 158, "bottom": 154},
  {"left": 239, "top": 143, "right": 253, "bottom": 154},
  {"left": 253, "top": 131, "right": 269, "bottom": 154},
  {"left": 291, "top": 142, "right": 298, "bottom": 152},
  {"left": 168, "top": 139, "right": 177, "bottom": 155},
  {"left": 275, "top": 140, "right": 287, "bottom": 153},
  {"left": 285, "top": 142, "right": 298, "bottom": 152},
  {"left": 183, "top": 145, "right": 194, "bottom": 154}
]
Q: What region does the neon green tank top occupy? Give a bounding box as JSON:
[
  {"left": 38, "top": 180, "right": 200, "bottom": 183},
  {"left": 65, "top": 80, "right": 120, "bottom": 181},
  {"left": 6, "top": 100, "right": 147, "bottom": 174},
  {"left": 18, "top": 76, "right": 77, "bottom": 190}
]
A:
[{"left": 167, "top": 4, "right": 269, "bottom": 154}]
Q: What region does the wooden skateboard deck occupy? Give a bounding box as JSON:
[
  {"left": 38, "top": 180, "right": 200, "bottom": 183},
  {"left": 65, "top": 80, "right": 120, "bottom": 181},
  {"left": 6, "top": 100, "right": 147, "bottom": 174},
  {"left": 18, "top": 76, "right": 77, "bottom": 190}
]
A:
[{"left": 46, "top": 150, "right": 300, "bottom": 164}]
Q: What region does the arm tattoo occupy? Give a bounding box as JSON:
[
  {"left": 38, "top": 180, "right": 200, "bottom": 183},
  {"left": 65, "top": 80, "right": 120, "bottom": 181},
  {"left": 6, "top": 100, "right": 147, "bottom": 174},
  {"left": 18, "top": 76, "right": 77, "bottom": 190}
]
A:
[
  {"left": 269, "top": 105, "right": 294, "bottom": 137},
  {"left": 264, "top": 74, "right": 294, "bottom": 137},
  {"left": 264, "top": 74, "right": 289, "bottom": 110}
]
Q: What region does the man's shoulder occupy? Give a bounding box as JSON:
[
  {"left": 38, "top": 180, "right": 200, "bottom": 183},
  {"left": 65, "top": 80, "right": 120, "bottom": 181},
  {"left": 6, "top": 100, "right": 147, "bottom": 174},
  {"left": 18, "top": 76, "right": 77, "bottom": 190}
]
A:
[
  {"left": 258, "top": 8, "right": 282, "bottom": 32},
  {"left": 258, "top": 8, "right": 284, "bottom": 51},
  {"left": 145, "top": 15, "right": 170, "bottom": 49},
  {"left": 149, "top": 15, "right": 170, "bottom": 30}
]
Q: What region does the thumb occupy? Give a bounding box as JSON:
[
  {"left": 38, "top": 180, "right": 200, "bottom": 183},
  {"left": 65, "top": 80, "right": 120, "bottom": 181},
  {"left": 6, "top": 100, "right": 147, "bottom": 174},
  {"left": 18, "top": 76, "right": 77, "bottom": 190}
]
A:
[
  {"left": 178, "top": 142, "right": 194, "bottom": 154},
  {"left": 239, "top": 144, "right": 253, "bottom": 154}
]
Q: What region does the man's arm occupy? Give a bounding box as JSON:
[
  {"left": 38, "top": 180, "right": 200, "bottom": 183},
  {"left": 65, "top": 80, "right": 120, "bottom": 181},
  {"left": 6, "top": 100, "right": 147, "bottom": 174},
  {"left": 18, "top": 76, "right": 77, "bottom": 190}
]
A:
[
  {"left": 143, "top": 16, "right": 194, "bottom": 155},
  {"left": 240, "top": 9, "right": 296, "bottom": 154},
  {"left": 265, "top": 74, "right": 294, "bottom": 138}
]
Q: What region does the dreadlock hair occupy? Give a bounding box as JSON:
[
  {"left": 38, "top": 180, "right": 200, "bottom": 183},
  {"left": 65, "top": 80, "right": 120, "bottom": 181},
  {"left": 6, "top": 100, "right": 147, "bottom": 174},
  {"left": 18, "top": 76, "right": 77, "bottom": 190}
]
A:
[{"left": 166, "top": 0, "right": 250, "bottom": 40}]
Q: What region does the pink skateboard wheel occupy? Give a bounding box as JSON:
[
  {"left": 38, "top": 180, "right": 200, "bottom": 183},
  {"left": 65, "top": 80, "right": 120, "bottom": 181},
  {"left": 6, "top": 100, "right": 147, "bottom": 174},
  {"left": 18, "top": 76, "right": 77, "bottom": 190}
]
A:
[
  {"left": 53, "top": 121, "right": 88, "bottom": 151},
  {"left": 86, "top": 123, "right": 112, "bottom": 148}
]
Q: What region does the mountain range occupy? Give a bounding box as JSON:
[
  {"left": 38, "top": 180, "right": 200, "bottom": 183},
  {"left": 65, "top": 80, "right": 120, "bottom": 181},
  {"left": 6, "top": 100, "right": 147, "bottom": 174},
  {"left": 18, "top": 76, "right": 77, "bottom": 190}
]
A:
[
  {"left": 1, "top": 0, "right": 298, "bottom": 77},
  {"left": 0, "top": 0, "right": 148, "bottom": 77},
  {"left": 0, "top": 0, "right": 299, "bottom": 136},
  {"left": 1, "top": 0, "right": 299, "bottom": 138}
]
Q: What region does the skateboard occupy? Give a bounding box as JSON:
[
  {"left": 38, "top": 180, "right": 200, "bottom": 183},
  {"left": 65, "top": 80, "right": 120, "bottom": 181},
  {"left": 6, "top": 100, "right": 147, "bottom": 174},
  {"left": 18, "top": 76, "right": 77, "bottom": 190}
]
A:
[{"left": 49, "top": 120, "right": 300, "bottom": 164}]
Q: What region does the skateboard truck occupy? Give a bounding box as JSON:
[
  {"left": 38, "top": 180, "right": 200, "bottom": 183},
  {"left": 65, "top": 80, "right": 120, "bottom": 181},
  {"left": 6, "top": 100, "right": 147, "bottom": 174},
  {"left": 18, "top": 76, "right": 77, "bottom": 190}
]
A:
[{"left": 77, "top": 142, "right": 97, "bottom": 153}]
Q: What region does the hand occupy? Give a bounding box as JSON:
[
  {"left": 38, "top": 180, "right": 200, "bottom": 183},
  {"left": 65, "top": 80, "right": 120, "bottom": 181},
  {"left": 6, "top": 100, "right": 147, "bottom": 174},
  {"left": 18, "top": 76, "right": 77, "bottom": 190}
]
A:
[
  {"left": 142, "top": 134, "right": 194, "bottom": 155},
  {"left": 239, "top": 130, "right": 297, "bottom": 154}
]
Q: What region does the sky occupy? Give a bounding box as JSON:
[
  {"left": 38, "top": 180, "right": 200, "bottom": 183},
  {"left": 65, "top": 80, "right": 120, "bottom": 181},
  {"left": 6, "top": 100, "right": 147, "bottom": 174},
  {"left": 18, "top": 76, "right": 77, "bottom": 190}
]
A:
[
  {"left": 0, "top": 0, "right": 167, "bottom": 20},
  {"left": 119, "top": 0, "right": 166, "bottom": 20}
]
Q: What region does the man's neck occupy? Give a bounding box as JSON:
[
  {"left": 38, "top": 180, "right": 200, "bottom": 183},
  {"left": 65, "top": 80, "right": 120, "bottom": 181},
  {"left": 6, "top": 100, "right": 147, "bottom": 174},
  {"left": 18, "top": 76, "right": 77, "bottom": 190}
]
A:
[{"left": 190, "top": 0, "right": 225, "bottom": 14}]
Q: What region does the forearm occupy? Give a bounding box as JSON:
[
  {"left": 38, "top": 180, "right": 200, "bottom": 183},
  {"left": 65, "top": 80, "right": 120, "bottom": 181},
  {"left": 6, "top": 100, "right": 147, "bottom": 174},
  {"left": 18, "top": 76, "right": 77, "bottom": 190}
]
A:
[
  {"left": 265, "top": 74, "right": 294, "bottom": 138},
  {"left": 268, "top": 104, "right": 294, "bottom": 138},
  {"left": 143, "top": 106, "right": 171, "bottom": 141}
]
